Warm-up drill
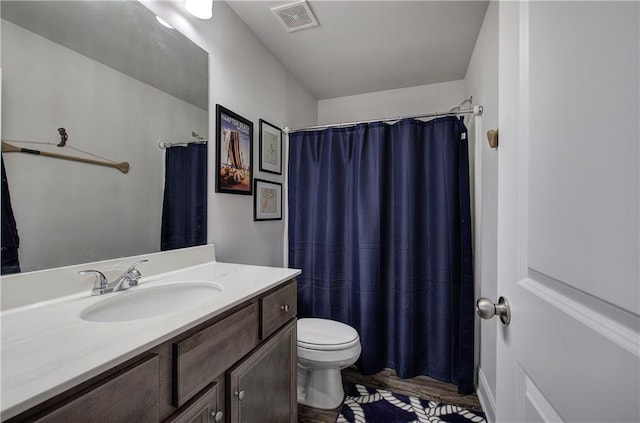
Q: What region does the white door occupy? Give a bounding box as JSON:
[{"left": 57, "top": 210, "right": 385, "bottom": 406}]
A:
[{"left": 492, "top": 1, "right": 640, "bottom": 422}]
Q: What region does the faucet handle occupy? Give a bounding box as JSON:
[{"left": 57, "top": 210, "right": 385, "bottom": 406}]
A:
[
  {"left": 78, "top": 270, "right": 108, "bottom": 296},
  {"left": 126, "top": 259, "right": 148, "bottom": 273},
  {"left": 125, "top": 259, "right": 148, "bottom": 286}
]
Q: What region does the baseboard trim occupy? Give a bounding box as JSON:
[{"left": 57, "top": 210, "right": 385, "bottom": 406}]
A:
[{"left": 476, "top": 367, "right": 496, "bottom": 423}]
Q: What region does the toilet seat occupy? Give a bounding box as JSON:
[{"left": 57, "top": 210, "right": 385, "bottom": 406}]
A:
[
  {"left": 297, "top": 318, "right": 360, "bottom": 351},
  {"left": 298, "top": 338, "right": 360, "bottom": 351}
]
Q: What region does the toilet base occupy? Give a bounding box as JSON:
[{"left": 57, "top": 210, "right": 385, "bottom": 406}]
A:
[{"left": 297, "top": 366, "right": 345, "bottom": 410}]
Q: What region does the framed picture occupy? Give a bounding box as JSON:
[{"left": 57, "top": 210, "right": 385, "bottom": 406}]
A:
[
  {"left": 254, "top": 179, "right": 282, "bottom": 221},
  {"left": 259, "top": 119, "right": 282, "bottom": 175},
  {"left": 216, "top": 104, "right": 253, "bottom": 195}
]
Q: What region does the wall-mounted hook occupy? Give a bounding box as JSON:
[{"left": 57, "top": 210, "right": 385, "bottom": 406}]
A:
[
  {"left": 487, "top": 129, "right": 498, "bottom": 149},
  {"left": 57, "top": 128, "right": 68, "bottom": 147}
]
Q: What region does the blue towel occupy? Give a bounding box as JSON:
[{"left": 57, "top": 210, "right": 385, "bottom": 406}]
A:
[{"left": 1, "top": 157, "right": 21, "bottom": 274}]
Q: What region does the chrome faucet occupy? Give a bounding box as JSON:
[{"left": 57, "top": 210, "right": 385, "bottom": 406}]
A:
[
  {"left": 79, "top": 259, "right": 148, "bottom": 296},
  {"left": 111, "top": 259, "right": 148, "bottom": 292},
  {"left": 78, "top": 269, "right": 110, "bottom": 296}
]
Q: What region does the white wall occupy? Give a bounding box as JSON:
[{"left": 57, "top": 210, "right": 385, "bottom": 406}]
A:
[
  {"left": 143, "top": 1, "right": 317, "bottom": 267},
  {"left": 463, "top": 2, "right": 498, "bottom": 422},
  {"left": 1, "top": 20, "right": 207, "bottom": 272},
  {"left": 317, "top": 80, "right": 465, "bottom": 125}
]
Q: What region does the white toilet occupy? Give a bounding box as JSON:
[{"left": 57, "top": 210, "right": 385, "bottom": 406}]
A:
[{"left": 296, "top": 318, "right": 362, "bottom": 410}]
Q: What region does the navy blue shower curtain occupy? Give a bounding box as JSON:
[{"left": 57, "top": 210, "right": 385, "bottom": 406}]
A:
[
  {"left": 288, "top": 116, "right": 474, "bottom": 394},
  {"left": 161, "top": 143, "right": 207, "bottom": 251}
]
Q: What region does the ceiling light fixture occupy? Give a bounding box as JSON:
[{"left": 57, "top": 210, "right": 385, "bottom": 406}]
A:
[
  {"left": 155, "top": 16, "right": 174, "bottom": 29},
  {"left": 185, "top": 0, "right": 213, "bottom": 20}
]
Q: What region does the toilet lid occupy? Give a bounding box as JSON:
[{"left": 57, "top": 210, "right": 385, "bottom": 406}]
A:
[{"left": 297, "top": 318, "right": 360, "bottom": 351}]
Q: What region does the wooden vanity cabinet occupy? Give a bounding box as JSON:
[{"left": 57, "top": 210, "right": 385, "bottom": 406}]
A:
[
  {"left": 228, "top": 320, "right": 297, "bottom": 423},
  {"left": 260, "top": 282, "right": 297, "bottom": 339},
  {"left": 30, "top": 354, "right": 160, "bottom": 423},
  {"left": 164, "top": 383, "right": 223, "bottom": 423},
  {"left": 172, "top": 303, "right": 258, "bottom": 407},
  {"left": 6, "top": 279, "right": 297, "bottom": 423}
]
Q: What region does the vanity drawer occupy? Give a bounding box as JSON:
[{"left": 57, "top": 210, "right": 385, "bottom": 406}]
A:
[
  {"left": 260, "top": 281, "right": 297, "bottom": 339},
  {"left": 33, "top": 355, "right": 159, "bottom": 423},
  {"left": 173, "top": 303, "right": 258, "bottom": 407}
]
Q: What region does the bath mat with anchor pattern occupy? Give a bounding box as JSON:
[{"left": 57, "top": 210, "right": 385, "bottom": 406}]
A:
[{"left": 336, "top": 384, "right": 486, "bottom": 423}]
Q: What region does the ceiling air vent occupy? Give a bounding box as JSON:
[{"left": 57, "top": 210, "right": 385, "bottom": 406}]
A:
[{"left": 271, "top": 1, "right": 319, "bottom": 33}]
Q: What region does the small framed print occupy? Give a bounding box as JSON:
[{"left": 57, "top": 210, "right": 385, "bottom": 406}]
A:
[
  {"left": 259, "top": 119, "right": 282, "bottom": 175},
  {"left": 216, "top": 104, "right": 253, "bottom": 195},
  {"left": 254, "top": 179, "right": 282, "bottom": 221}
]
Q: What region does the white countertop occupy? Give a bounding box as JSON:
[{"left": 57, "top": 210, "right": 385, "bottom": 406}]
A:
[{"left": 0, "top": 260, "right": 300, "bottom": 420}]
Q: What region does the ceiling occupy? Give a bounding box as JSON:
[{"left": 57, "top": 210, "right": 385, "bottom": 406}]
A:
[{"left": 227, "top": 1, "right": 490, "bottom": 100}]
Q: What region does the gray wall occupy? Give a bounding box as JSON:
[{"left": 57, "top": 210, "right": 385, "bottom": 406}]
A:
[
  {"left": 144, "top": 1, "right": 318, "bottom": 268},
  {"left": 317, "top": 80, "right": 464, "bottom": 125}
]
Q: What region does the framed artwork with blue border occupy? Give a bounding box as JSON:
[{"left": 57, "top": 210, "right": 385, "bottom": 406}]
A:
[{"left": 215, "top": 104, "right": 253, "bottom": 195}]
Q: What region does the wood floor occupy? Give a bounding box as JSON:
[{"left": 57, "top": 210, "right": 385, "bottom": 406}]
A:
[{"left": 298, "top": 367, "right": 483, "bottom": 423}]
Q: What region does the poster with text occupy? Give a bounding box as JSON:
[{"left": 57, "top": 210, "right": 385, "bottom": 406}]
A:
[{"left": 216, "top": 105, "right": 253, "bottom": 195}]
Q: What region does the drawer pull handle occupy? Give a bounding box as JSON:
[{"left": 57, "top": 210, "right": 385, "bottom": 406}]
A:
[
  {"left": 281, "top": 304, "right": 290, "bottom": 312},
  {"left": 235, "top": 390, "right": 246, "bottom": 401},
  {"left": 211, "top": 410, "right": 224, "bottom": 422}
]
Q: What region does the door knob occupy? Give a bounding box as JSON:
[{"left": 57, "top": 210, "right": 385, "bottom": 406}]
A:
[
  {"left": 211, "top": 410, "right": 223, "bottom": 422},
  {"left": 235, "top": 390, "right": 245, "bottom": 400},
  {"left": 476, "top": 296, "right": 511, "bottom": 325}
]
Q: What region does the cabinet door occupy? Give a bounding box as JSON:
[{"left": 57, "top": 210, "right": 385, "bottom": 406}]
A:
[
  {"left": 165, "top": 383, "right": 224, "bottom": 423},
  {"left": 33, "top": 355, "right": 159, "bottom": 423},
  {"left": 228, "top": 320, "right": 296, "bottom": 423}
]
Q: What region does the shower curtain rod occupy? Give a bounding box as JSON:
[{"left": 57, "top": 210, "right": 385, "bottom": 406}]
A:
[
  {"left": 159, "top": 131, "right": 207, "bottom": 149},
  {"left": 158, "top": 140, "right": 208, "bottom": 149},
  {"left": 284, "top": 105, "right": 483, "bottom": 134}
]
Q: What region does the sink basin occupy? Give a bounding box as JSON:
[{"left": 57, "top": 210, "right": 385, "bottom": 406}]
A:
[{"left": 80, "top": 282, "right": 223, "bottom": 322}]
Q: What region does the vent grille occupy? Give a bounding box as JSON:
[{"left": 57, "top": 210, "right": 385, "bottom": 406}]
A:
[{"left": 271, "top": 1, "right": 319, "bottom": 33}]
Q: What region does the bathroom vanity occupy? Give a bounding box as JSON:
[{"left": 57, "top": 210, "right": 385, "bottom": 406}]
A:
[{"left": 0, "top": 246, "right": 300, "bottom": 422}]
